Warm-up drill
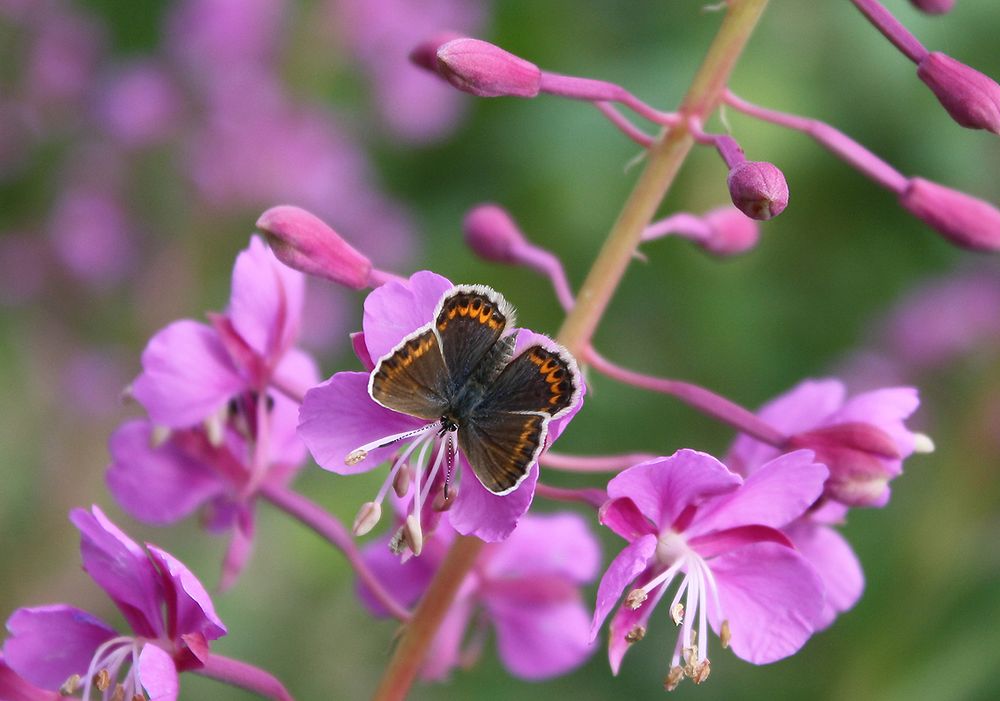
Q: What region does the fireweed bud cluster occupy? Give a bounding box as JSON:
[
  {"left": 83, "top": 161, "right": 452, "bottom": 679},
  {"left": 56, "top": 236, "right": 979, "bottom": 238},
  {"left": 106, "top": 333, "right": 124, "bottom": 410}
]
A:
[{"left": 4, "top": 4, "right": 995, "bottom": 700}]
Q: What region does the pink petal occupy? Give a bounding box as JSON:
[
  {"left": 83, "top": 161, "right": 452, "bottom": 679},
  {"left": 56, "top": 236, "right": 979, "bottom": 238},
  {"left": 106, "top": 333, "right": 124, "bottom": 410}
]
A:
[
  {"left": 785, "top": 520, "right": 864, "bottom": 629},
  {"left": 599, "top": 497, "right": 657, "bottom": 541},
  {"left": 106, "top": 421, "right": 226, "bottom": 525},
  {"left": 607, "top": 571, "right": 667, "bottom": 675},
  {"left": 447, "top": 459, "right": 537, "bottom": 542},
  {"left": 607, "top": 450, "right": 741, "bottom": 531},
  {"left": 0, "top": 654, "right": 64, "bottom": 701},
  {"left": 218, "top": 512, "right": 255, "bottom": 593},
  {"left": 688, "top": 524, "right": 792, "bottom": 558},
  {"left": 298, "top": 371, "right": 427, "bottom": 475},
  {"left": 355, "top": 532, "right": 441, "bottom": 617},
  {"left": 138, "top": 643, "right": 179, "bottom": 701},
  {"left": 3, "top": 605, "right": 116, "bottom": 690},
  {"left": 145, "top": 545, "right": 226, "bottom": 641},
  {"left": 488, "top": 598, "right": 595, "bottom": 680},
  {"left": 228, "top": 235, "right": 305, "bottom": 361},
  {"left": 350, "top": 332, "right": 375, "bottom": 370},
  {"left": 590, "top": 534, "right": 657, "bottom": 641},
  {"left": 689, "top": 450, "right": 827, "bottom": 536},
  {"left": 362, "top": 270, "right": 453, "bottom": 362},
  {"left": 708, "top": 542, "right": 824, "bottom": 664},
  {"left": 132, "top": 320, "right": 244, "bottom": 428},
  {"left": 484, "top": 512, "right": 600, "bottom": 583},
  {"left": 268, "top": 388, "right": 309, "bottom": 469},
  {"left": 727, "top": 379, "right": 845, "bottom": 475},
  {"left": 831, "top": 387, "right": 920, "bottom": 458},
  {"left": 70, "top": 506, "right": 164, "bottom": 638}
]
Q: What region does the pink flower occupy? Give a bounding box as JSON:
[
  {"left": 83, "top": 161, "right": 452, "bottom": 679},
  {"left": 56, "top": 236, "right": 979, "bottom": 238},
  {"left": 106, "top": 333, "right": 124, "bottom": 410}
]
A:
[
  {"left": 591, "top": 450, "right": 827, "bottom": 688},
  {"left": 299, "top": 271, "right": 584, "bottom": 544},
  {"left": 131, "top": 235, "right": 318, "bottom": 429},
  {"left": 729, "top": 378, "right": 921, "bottom": 508},
  {"left": 2, "top": 506, "right": 225, "bottom": 700},
  {"left": 358, "top": 512, "right": 599, "bottom": 680},
  {"left": 107, "top": 385, "right": 305, "bottom": 589}
]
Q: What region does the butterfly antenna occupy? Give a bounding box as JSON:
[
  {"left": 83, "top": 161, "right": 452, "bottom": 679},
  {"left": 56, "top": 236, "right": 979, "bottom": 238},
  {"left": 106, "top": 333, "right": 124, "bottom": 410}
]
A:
[{"left": 444, "top": 433, "right": 456, "bottom": 500}]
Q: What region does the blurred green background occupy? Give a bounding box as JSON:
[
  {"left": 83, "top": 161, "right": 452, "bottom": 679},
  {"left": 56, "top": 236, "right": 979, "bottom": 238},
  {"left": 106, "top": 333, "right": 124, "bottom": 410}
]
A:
[{"left": 2, "top": 1, "right": 999, "bottom": 699}]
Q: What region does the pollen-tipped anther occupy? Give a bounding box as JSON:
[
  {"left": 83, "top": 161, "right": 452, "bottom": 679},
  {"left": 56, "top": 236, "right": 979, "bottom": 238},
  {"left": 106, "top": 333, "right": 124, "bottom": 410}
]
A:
[
  {"left": 345, "top": 448, "right": 368, "bottom": 466},
  {"left": 664, "top": 666, "right": 685, "bottom": 692},
  {"left": 670, "top": 602, "right": 684, "bottom": 625},
  {"left": 94, "top": 669, "right": 111, "bottom": 691},
  {"left": 403, "top": 514, "right": 423, "bottom": 556},
  {"left": 720, "top": 620, "right": 731, "bottom": 649},
  {"left": 625, "top": 588, "right": 648, "bottom": 610},
  {"left": 625, "top": 625, "right": 646, "bottom": 644},
  {"left": 352, "top": 501, "right": 382, "bottom": 536}
]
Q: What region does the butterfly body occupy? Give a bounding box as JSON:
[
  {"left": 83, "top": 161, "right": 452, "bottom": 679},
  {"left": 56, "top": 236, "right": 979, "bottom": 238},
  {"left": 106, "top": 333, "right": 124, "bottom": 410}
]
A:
[{"left": 369, "top": 285, "right": 580, "bottom": 495}]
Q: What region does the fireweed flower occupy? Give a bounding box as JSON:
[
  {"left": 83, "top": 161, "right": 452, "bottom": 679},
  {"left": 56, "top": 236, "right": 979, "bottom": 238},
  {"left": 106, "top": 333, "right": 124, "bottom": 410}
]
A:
[
  {"left": 107, "top": 388, "right": 304, "bottom": 588},
  {"left": 727, "top": 379, "right": 923, "bottom": 627},
  {"left": 591, "top": 449, "right": 827, "bottom": 688},
  {"left": 2, "top": 506, "right": 226, "bottom": 700},
  {"left": 131, "top": 235, "right": 318, "bottom": 432},
  {"left": 299, "top": 270, "right": 584, "bottom": 545},
  {"left": 358, "top": 511, "right": 599, "bottom": 680},
  {"left": 729, "top": 378, "right": 923, "bottom": 509}
]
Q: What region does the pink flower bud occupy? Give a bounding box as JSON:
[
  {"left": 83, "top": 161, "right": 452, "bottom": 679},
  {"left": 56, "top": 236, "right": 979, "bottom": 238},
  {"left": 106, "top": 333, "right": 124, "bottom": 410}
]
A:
[
  {"left": 909, "top": 0, "right": 955, "bottom": 14},
  {"left": 787, "top": 422, "right": 901, "bottom": 507},
  {"left": 409, "top": 31, "right": 463, "bottom": 73},
  {"left": 727, "top": 161, "right": 789, "bottom": 220},
  {"left": 463, "top": 203, "right": 529, "bottom": 262},
  {"left": 436, "top": 38, "right": 541, "bottom": 98},
  {"left": 256, "top": 205, "right": 371, "bottom": 288},
  {"left": 917, "top": 52, "right": 1000, "bottom": 134},
  {"left": 700, "top": 206, "right": 760, "bottom": 256},
  {"left": 899, "top": 178, "right": 1000, "bottom": 251}
]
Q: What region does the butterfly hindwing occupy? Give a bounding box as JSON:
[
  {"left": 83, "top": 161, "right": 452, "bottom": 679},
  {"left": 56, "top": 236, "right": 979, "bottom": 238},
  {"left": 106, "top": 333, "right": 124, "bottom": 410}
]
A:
[
  {"left": 458, "top": 411, "right": 547, "bottom": 494},
  {"left": 370, "top": 327, "right": 451, "bottom": 420},
  {"left": 478, "top": 344, "right": 580, "bottom": 417},
  {"left": 435, "top": 286, "right": 514, "bottom": 394}
]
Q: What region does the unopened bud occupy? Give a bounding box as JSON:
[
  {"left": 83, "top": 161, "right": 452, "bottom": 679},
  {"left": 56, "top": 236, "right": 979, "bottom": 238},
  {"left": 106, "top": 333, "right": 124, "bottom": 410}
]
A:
[
  {"left": 463, "top": 203, "right": 529, "bottom": 262},
  {"left": 917, "top": 52, "right": 1000, "bottom": 134},
  {"left": 727, "top": 161, "right": 789, "bottom": 220},
  {"left": 909, "top": 0, "right": 955, "bottom": 14},
  {"left": 625, "top": 588, "right": 648, "bottom": 610},
  {"left": 436, "top": 38, "right": 541, "bottom": 98},
  {"left": 409, "top": 31, "right": 463, "bottom": 72},
  {"left": 788, "top": 422, "right": 901, "bottom": 507},
  {"left": 256, "top": 206, "right": 371, "bottom": 289},
  {"left": 352, "top": 501, "right": 382, "bottom": 536},
  {"left": 404, "top": 513, "right": 423, "bottom": 556},
  {"left": 700, "top": 206, "right": 760, "bottom": 256},
  {"left": 899, "top": 178, "right": 1000, "bottom": 251}
]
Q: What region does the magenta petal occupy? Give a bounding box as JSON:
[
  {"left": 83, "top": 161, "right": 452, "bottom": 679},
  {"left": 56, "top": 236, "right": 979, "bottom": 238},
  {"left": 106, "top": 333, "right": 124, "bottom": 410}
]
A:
[
  {"left": 268, "top": 389, "right": 309, "bottom": 469},
  {"left": 728, "top": 379, "right": 845, "bottom": 474},
  {"left": 0, "top": 654, "right": 64, "bottom": 701},
  {"left": 145, "top": 545, "right": 226, "bottom": 641},
  {"left": 708, "top": 542, "right": 824, "bottom": 664},
  {"left": 132, "top": 320, "right": 244, "bottom": 427},
  {"left": 831, "top": 387, "right": 920, "bottom": 458},
  {"left": 600, "top": 497, "right": 656, "bottom": 541},
  {"left": 489, "top": 598, "right": 594, "bottom": 680},
  {"left": 690, "top": 450, "right": 827, "bottom": 536},
  {"left": 138, "top": 643, "right": 179, "bottom": 701},
  {"left": 298, "top": 371, "right": 427, "bottom": 474},
  {"left": 350, "top": 332, "right": 375, "bottom": 370},
  {"left": 228, "top": 235, "right": 305, "bottom": 361},
  {"left": 607, "top": 572, "right": 667, "bottom": 675},
  {"left": 607, "top": 450, "right": 741, "bottom": 531},
  {"left": 106, "top": 421, "right": 226, "bottom": 525},
  {"left": 590, "top": 534, "right": 657, "bottom": 641},
  {"left": 362, "top": 270, "right": 453, "bottom": 362},
  {"left": 785, "top": 520, "right": 864, "bottom": 629},
  {"left": 70, "top": 506, "right": 164, "bottom": 638},
  {"left": 448, "top": 459, "right": 536, "bottom": 542},
  {"left": 3, "top": 605, "right": 117, "bottom": 690},
  {"left": 485, "top": 512, "right": 600, "bottom": 583}
]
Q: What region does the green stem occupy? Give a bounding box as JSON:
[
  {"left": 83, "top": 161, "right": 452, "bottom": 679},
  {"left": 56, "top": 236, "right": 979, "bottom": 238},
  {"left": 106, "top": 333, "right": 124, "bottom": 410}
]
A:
[{"left": 370, "top": 3, "right": 770, "bottom": 699}]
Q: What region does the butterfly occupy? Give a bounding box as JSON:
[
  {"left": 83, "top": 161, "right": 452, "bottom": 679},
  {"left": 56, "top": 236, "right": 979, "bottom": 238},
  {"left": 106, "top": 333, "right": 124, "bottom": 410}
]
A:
[{"left": 368, "top": 285, "right": 581, "bottom": 495}]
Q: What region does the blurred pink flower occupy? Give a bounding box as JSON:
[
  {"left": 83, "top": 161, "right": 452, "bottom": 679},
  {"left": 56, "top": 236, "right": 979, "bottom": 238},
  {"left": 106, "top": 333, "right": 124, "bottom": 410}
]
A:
[
  {"left": 46, "top": 185, "right": 136, "bottom": 287},
  {"left": 94, "top": 61, "right": 181, "bottom": 147}
]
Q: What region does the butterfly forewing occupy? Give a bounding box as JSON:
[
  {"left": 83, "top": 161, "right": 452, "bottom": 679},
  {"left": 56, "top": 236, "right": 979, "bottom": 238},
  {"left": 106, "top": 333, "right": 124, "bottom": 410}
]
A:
[
  {"left": 435, "top": 287, "right": 512, "bottom": 394},
  {"left": 477, "top": 344, "right": 580, "bottom": 417},
  {"left": 458, "top": 412, "right": 547, "bottom": 494},
  {"left": 370, "top": 327, "right": 451, "bottom": 420}
]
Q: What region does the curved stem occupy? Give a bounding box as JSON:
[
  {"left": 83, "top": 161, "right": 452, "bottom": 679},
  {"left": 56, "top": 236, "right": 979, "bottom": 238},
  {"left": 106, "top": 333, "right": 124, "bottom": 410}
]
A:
[
  {"left": 586, "top": 348, "right": 786, "bottom": 446},
  {"left": 535, "top": 482, "right": 607, "bottom": 509},
  {"left": 850, "top": 0, "right": 927, "bottom": 64},
  {"left": 371, "top": 3, "right": 771, "bottom": 699},
  {"left": 540, "top": 450, "right": 656, "bottom": 472},
  {"left": 594, "top": 102, "right": 655, "bottom": 147},
  {"left": 259, "top": 483, "right": 411, "bottom": 622},
  {"left": 196, "top": 653, "right": 294, "bottom": 701}
]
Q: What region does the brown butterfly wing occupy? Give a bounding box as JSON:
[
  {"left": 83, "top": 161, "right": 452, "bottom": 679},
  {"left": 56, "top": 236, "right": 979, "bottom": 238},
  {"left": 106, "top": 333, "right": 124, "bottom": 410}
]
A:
[
  {"left": 370, "top": 327, "right": 450, "bottom": 420},
  {"left": 434, "top": 287, "right": 513, "bottom": 394},
  {"left": 477, "top": 344, "right": 580, "bottom": 417},
  {"left": 458, "top": 411, "right": 547, "bottom": 494}
]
